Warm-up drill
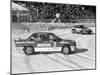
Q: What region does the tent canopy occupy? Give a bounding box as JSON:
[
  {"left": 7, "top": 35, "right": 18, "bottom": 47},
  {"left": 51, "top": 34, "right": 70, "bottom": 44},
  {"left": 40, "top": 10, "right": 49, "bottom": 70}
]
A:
[{"left": 12, "top": 2, "right": 29, "bottom": 11}]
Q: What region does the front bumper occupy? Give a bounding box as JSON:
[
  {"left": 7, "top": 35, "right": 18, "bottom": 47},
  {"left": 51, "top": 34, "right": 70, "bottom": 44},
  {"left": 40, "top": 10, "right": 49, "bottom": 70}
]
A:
[
  {"left": 71, "top": 46, "right": 76, "bottom": 51},
  {"left": 70, "top": 41, "right": 77, "bottom": 51}
]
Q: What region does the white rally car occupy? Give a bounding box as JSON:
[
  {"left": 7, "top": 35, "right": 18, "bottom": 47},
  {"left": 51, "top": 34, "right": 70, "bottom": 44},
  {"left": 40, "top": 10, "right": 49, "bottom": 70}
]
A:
[
  {"left": 72, "top": 25, "right": 92, "bottom": 34},
  {"left": 14, "top": 32, "right": 77, "bottom": 55}
]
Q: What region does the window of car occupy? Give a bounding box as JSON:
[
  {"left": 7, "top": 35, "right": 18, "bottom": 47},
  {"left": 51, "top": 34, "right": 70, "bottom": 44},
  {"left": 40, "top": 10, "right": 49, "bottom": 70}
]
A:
[
  {"left": 49, "top": 34, "right": 55, "bottom": 40},
  {"left": 28, "top": 33, "right": 41, "bottom": 41},
  {"left": 48, "top": 33, "right": 62, "bottom": 41},
  {"left": 39, "top": 34, "right": 49, "bottom": 41}
]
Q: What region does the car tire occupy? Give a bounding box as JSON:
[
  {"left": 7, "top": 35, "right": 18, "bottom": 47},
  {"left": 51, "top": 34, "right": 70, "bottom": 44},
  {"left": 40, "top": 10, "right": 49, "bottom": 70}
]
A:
[
  {"left": 23, "top": 46, "right": 35, "bottom": 55},
  {"left": 72, "top": 29, "right": 76, "bottom": 34},
  {"left": 61, "top": 45, "right": 71, "bottom": 55},
  {"left": 80, "top": 30, "right": 84, "bottom": 34},
  {"left": 88, "top": 31, "right": 92, "bottom": 34}
]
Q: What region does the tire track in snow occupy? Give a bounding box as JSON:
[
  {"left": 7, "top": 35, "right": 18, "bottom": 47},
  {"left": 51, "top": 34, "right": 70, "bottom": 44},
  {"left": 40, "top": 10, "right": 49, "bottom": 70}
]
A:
[
  {"left": 29, "top": 54, "right": 64, "bottom": 71},
  {"left": 46, "top": 54, "right": 77, "bottom": 69},
  {"left": 75, "top": 54, "right": 95, "bottom": 62},
  {"left": 24, "top": 55, "right": 35, "bottom": 72},
  {"left": 55, "top": 54, "right": 85, "bottom": 69},
  {"left": 76, "top": 35, "right": 95, "bottom": 57}
]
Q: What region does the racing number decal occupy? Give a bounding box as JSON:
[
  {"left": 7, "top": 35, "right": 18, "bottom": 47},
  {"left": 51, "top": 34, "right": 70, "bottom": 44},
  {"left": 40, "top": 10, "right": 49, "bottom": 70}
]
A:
[{"left": 37, "top": 42, "right": 56, "bottom": 48}]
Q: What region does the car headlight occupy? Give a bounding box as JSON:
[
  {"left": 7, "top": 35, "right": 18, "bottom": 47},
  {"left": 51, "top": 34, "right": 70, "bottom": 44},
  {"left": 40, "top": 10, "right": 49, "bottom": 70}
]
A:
[{"left": 71, "top": 46, "right": 76, "bottom": 51}]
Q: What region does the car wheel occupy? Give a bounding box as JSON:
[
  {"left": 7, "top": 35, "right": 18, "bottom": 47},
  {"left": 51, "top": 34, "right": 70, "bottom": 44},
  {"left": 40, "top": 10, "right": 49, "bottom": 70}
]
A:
[
  {"left": 61, "top": 45, "right": 71, "bottom": 55},
  {"left": 88, "top": 31, "right": 92, "bottom": 34},
  {"left": 23, "top": 46, "right": 35, "bottom": 55},
  {"left": 80, "top": 30, "right": 84, "bottom": 34},
  {"left": 72, "top": 29, "right": 76, "bottom": 34}
]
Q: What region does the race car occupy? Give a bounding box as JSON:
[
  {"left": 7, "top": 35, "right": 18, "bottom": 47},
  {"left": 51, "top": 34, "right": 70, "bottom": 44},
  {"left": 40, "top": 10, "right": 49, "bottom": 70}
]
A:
[
  {"left": 14, "top": 32, "right": 77, "bottom": 55},
  {"left": 72, "top": 25, "right": 92, "bottom": 34}
]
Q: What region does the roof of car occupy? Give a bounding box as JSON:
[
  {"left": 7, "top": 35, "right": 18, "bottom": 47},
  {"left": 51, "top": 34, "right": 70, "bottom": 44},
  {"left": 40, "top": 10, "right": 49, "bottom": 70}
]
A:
[{"left": 32, "top": 31, "right": 53, "bottom": 35}]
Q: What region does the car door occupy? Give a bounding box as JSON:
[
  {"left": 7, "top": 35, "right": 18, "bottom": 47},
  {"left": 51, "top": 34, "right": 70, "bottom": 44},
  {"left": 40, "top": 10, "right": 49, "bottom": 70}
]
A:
[
  {"left": 36, "top": 34, "right": 52, "bottom": 48},
  {"left": 48, "top": 33, "right": 62, "bottom": 51},
  {"left": 27, "top": 33, "right": 38, "bottom": 47}
]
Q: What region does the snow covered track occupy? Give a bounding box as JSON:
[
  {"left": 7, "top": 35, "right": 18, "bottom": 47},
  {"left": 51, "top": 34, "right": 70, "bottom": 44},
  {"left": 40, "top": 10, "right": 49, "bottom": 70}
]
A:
[{"left": 12, "top": 23, "right": 96, "bottom": 74}]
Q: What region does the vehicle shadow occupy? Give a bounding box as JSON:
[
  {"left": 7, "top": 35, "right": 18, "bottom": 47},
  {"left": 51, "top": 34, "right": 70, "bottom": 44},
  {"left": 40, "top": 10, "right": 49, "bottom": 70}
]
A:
[
  {"left": 33, "top": 48, "right": 88, "bottom": 55},
  {"left": 82, "top": 33, "right": 95, "bottom": 35},
  {"left": 34, "top": 51, "right": 60, "bottom": 55},
  {"left": 70, "top": 48, "right": 88, "bottom": 55}
]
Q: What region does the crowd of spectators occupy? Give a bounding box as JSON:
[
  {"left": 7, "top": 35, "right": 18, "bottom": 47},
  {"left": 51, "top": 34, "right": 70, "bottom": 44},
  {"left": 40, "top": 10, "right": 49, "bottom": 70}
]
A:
[{"left": 13, "top": 1, "right": 96, "bottom": 20}]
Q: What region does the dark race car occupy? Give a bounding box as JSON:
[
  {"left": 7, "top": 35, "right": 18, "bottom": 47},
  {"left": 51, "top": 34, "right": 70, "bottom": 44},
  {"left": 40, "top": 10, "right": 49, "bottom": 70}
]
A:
[
  {"left": 14, "top": 32, "right": 77, "bottom": 55},
  {"left": 72, "top": 25, "right": 92, "bottom": 34}
]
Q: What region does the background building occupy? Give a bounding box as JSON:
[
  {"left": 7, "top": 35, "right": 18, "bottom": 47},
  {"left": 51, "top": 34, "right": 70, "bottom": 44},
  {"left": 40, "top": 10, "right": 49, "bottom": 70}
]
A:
[{"left": 11, "top": 2, "right": 37, "bottom": 23}]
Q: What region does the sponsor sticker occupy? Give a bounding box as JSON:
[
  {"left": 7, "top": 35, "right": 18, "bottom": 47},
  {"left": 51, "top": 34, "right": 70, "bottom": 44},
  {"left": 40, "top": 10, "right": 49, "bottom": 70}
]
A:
[
  {"left": 37, "top": 43, "right": 51, "bottom": 47},
  {"left": 16, "top": 41, "right": 35, "bottom": 44}
]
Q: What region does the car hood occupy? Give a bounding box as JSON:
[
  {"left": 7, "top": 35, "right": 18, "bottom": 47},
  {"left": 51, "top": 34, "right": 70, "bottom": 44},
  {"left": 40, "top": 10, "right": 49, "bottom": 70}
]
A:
[{"left": 61, "top": 39, "right": 75, "bottom": 43}]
